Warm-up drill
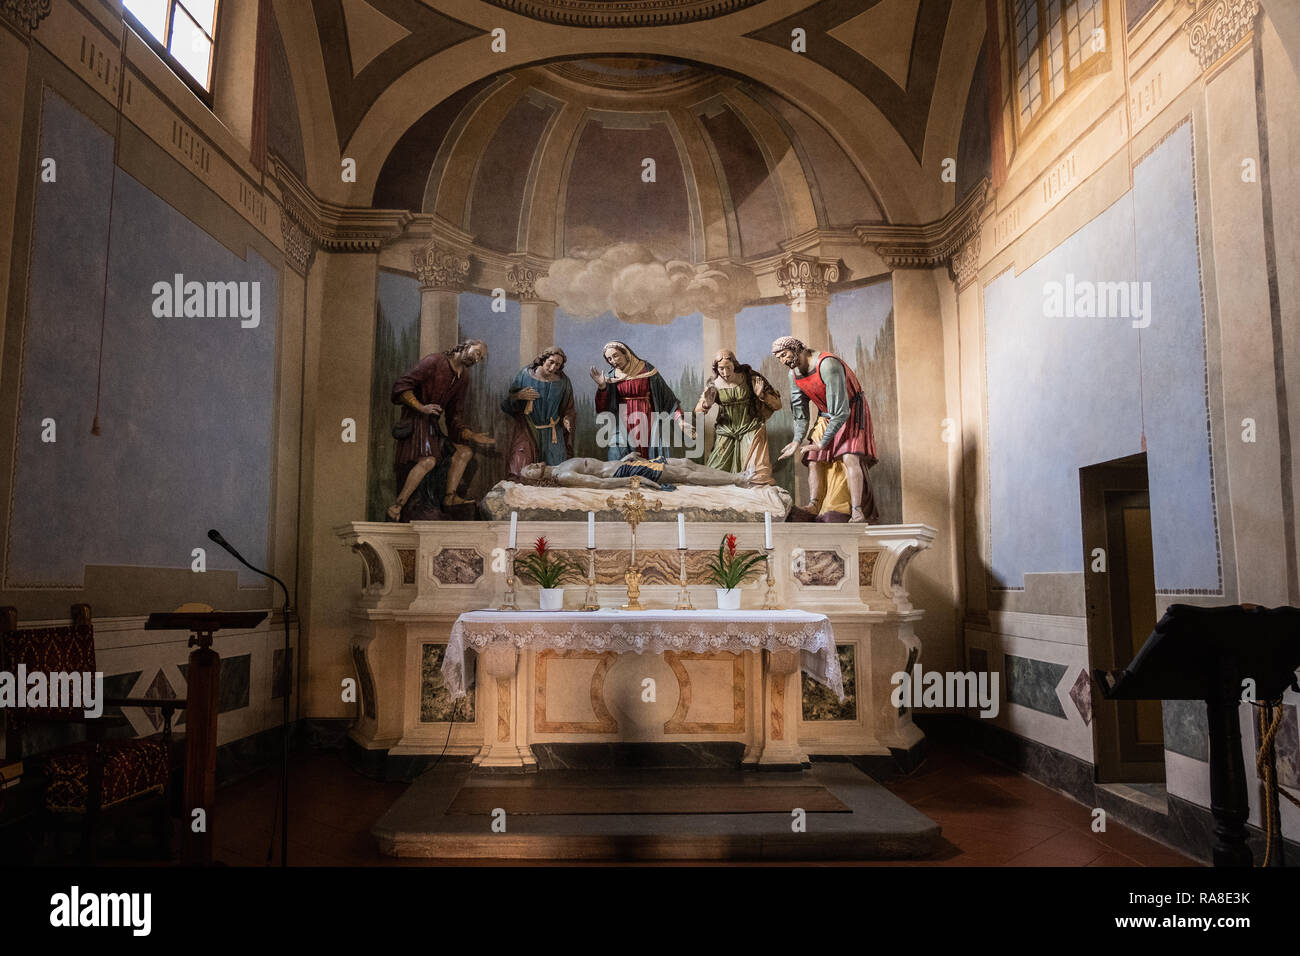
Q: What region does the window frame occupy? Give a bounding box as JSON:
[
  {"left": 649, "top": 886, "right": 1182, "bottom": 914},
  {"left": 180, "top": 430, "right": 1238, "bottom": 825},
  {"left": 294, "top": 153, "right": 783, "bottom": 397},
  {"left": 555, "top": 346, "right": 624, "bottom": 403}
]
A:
[
  {"left": 1006, "top": 0, "right": 1110, "bottom": 139},
  {"left": 123, "top": 0, "right": 222, "bottom": 107}
]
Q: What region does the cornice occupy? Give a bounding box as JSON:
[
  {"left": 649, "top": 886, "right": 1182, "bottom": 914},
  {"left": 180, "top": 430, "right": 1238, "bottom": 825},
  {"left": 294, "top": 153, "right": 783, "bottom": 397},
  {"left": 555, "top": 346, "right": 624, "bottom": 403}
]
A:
[
  {"left": 270, "top": 154, "right": 411, "bottom": 256},
  {"left": 856, "top": 178, "right": 991, "bottom": 271}
]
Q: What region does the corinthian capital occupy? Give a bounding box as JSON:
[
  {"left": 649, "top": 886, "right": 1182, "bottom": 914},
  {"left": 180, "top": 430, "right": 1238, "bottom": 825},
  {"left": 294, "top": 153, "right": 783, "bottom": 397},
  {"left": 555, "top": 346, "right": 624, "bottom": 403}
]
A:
[
  {"left": 1184, "top": 0, "right": 1260, "bottom": 72},
  {"left": 507, "top": 261, "right": 547, "bottom": 302},
  {"left": 413, "top": 241, "right": 471, "bottom": 291},
  {"left": 774, "top": 253, "right": 840, "bottom": 302},
  {"left": 1, "top": 0, "right": 51, "bottom": 32}
]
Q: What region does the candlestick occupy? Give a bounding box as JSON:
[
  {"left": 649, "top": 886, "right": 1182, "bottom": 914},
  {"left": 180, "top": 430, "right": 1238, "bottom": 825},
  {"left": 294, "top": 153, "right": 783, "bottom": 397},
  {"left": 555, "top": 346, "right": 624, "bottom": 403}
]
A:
[
  {"left": 499, "top": 547, "right": 519, "bottom": 610},
  {"left": 764, "top": 511, "right": 773, "bottom": 550},
  {"left": 761, "top": 547, "right": 781, "bottom": 610},
  {"left": 674, "top": 547, "right": 694, "bottom": 610},
  {"left": 677, "top": 513, "right": 686, "bottom": 550},
  {"left": 508, "top": 512, "right": 517, "bottom": 550},
  {"left": 587, "top": 511, "right": 595, "bottom": 550},
  {"left": 580, "top": 547, "right": 600, "bottom": 611}
]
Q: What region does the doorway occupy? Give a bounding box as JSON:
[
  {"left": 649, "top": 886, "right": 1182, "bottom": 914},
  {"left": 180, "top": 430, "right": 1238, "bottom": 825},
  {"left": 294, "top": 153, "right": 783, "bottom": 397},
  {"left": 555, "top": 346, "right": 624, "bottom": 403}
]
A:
[{"left": 1080, "top": 454, "right": 1165, "bottom": 784}]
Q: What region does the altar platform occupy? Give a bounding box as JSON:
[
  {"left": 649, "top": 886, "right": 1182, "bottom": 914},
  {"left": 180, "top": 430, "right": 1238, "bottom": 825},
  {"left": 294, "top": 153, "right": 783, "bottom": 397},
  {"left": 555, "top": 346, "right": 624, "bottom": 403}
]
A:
[{"left": 372, "top": 760, "right": 941, "bottom": 861}]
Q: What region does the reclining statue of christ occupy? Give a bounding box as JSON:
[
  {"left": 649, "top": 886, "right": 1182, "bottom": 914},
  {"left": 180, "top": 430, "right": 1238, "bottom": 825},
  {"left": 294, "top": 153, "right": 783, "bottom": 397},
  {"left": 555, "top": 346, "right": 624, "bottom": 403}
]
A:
[{"left": 519, "top": 454, "right": 755, "bottom": 491}]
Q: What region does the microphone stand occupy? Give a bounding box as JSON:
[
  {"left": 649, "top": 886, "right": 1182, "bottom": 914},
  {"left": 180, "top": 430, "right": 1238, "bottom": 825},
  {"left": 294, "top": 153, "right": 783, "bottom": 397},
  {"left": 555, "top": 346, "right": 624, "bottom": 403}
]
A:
[{"left": 208, "top": 530, "right": 291, "bottom": 867}]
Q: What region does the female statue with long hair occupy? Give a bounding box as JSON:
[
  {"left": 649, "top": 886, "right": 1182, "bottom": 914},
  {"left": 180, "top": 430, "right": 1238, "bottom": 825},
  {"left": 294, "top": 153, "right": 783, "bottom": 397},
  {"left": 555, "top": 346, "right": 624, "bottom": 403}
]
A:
[
  {"left": 695, "top": 348, "right": 781, "bottom": 484},
  {"left": 501, "top": 346, "right": 575, "bottom": 475},
  {"left": 588, "top": 341, "right": 695, "bottom": 460}
]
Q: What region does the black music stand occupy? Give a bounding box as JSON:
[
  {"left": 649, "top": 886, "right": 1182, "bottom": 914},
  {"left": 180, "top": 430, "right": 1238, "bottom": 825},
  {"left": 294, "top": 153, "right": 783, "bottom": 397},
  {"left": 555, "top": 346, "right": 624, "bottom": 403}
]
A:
[
  {"left": 146, "top": 610, "right": 266, "bottom": 865},
  {"left": 1094, "top": 603, "right": 1300, "bottom": 867}
]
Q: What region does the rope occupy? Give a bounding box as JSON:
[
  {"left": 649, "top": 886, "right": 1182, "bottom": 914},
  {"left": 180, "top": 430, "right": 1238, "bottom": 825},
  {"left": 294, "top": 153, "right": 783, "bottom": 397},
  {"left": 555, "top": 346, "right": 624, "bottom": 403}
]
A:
[
  {"left": 1253, "top": 697, "right": 1300, "bottom": 867},
  {"left": 90, "top": 15, "right": 130, "bottom": 436}
]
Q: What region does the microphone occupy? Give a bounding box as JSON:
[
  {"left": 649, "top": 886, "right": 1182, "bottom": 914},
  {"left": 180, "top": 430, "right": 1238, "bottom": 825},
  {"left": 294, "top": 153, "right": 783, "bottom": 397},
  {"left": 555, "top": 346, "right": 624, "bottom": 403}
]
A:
[
  {"left": 207, "top": 528, "right": 238, "bottom": 558},
  {"left": 207, "top": 528, "right": 293, "bottom": 867}
]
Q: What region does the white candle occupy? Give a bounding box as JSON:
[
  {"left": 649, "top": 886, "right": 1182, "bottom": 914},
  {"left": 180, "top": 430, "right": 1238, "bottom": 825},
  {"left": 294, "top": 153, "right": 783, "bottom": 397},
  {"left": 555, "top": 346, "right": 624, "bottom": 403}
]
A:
[
  {"left": 508, "top": 512, "right": 517, "bottom": 550},
  {"left": 764, "top": 512, "right": 773, "bottom": 550},
  {"left": 677, "top": 513, "right": 686, "bottom": 550},
  {"left": 587, "top": 511, "right": 596, "bottom": 549}
]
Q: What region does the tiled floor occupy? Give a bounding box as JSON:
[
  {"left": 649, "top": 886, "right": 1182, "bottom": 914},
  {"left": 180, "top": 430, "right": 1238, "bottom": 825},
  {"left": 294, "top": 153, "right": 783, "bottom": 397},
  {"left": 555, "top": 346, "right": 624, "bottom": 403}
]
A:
[{"left": 209, "top": 742, "right": 1200, "bottom": 866}]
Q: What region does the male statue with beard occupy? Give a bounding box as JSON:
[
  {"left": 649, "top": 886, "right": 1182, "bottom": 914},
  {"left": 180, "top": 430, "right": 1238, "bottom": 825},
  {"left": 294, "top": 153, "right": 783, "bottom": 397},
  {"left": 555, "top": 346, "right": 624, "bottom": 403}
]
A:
[
  {"left": 387, "top": 340, "right": 495, "bottom": 520},
  {"left": 772, "top": 335, "right": 880, "bottom": 523}
]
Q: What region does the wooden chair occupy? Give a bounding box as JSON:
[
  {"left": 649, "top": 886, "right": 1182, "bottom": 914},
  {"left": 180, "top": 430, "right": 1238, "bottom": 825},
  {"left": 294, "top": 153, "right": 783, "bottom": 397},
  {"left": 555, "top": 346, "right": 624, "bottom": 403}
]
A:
[{"left": 0, "top": 605, "right": 186, "bottom": 862}]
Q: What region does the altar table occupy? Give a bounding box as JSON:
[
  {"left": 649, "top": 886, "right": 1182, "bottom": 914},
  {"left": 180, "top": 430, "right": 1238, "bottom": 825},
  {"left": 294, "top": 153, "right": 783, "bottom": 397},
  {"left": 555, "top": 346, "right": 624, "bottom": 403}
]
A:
[
  {"left": 444, "top": 609, "right": 844, "bottom": 701},
  {"left": 338, "top": 519, "right": 937, "bottom": 773},
  {"left": 445, "top": 608, "right": 840, "bottom": 768}
]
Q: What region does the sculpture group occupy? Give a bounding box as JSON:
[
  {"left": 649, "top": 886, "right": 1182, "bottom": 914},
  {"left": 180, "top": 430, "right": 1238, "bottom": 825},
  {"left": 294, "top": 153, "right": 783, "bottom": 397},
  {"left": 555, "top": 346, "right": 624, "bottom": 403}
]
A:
[{"left": 387, "top": 335, "right": 880, "bottom": 524}]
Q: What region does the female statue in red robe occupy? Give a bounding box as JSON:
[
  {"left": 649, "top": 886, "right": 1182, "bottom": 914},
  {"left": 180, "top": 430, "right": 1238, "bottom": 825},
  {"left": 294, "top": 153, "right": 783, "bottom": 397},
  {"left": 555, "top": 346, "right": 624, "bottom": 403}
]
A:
[{"left": 588, "top": 341, "right": 695, "bottom": 460}]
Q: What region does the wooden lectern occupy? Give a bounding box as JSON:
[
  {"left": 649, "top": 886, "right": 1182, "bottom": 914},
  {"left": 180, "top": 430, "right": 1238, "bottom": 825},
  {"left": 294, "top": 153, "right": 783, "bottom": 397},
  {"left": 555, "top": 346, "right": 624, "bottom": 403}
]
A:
[
  {"left": 146, "top": 610, "right": 266, "bottom": 866},
  {"left": 1094, "top": 603, "right": 1300, "bottom": 867}
]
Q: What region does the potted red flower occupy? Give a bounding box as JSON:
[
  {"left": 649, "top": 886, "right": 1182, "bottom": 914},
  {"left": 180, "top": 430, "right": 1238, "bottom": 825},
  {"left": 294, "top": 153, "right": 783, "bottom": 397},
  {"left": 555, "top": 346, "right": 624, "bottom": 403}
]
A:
[
  {"left": 706, "top": 533, "right": 765, "bottom": 610},
  {"left": 514, "top": 536, "right": 576, "bottom": 610}
]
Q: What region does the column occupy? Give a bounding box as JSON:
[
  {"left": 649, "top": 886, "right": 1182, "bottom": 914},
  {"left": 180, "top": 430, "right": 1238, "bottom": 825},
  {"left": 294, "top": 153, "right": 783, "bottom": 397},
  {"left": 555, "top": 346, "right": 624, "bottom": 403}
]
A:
[
  {"left": 775, "top": 253, "right": 837, "bottom": 350},
  {"left": 474, "top": 645, "right": 536, "bottom": 769},
  {"left": 414, "top": 241, "right": 471, "bottom": 356},
  {"left": 745, "top": 649, "right": 808, "bottom": 767},
  {"left": 509, "top": 262, "right": 555, "bottom": 365},
  {"left": 701, "top": 309, "right": 737, "bottom": 361}
]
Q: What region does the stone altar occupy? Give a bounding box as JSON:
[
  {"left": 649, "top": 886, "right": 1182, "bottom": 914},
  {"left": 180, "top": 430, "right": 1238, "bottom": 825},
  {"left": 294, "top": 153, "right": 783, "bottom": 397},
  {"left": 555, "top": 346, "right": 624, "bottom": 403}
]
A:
[{"left": 337, "top": 519, "right": 935, "bottom": 772}]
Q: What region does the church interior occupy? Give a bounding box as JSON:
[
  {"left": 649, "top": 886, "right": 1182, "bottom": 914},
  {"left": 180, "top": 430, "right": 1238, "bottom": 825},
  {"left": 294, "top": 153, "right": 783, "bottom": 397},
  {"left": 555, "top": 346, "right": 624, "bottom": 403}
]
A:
[{"left": 1, "top": 0, "right": 1299, "bottom": 879}]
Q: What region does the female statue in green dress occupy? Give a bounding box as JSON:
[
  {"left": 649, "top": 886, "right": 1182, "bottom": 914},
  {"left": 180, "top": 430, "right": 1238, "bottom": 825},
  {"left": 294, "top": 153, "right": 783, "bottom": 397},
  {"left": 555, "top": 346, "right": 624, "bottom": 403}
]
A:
[{"left": 694, "top": 349, "right": 781, "bottom": 485}]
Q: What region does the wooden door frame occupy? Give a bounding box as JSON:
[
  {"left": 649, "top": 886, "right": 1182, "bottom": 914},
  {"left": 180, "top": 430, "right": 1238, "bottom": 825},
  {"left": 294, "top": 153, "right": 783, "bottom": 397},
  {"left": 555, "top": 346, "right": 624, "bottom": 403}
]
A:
[{"left": 1080, "top": 453, "right": 1164, "bottom": 783}]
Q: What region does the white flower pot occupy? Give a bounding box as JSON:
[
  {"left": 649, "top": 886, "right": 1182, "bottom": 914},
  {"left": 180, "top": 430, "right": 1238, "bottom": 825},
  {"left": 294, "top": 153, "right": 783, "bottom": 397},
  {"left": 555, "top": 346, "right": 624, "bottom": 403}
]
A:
[
  {"left": 539, "top": 588, "right": 564, "bottom": 611},
  {"left": 716, "top": 588, "right": 741, "bottom": 610}
]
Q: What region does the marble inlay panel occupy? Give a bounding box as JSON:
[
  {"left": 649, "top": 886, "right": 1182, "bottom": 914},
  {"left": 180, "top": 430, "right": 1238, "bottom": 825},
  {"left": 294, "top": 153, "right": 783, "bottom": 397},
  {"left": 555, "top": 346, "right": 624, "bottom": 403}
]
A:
[
  {"left": 141, "top": 669, "right": 177, "bottom": 730},
  {"left": 802, "top": 644, "right": 857, "bottom": 721},
  {"left": 1004, "top": 654, "right": 1067, "bottom": 718},
  {"left": 553, "top": 549, "right": 762, "bottom": 586},
  {"left": 663, "top": 652, "right": 745, "bottom": 733},
  {"left": 179, "top": 656, "right": 249, "bottom": 713},
  {"left": 1163, "top": 699, "right": 1208, "bottom": 761},
  {"left": 793, "top": 549, "right": 845, "bottom": 586},
  {"left": 352, "top": 543, "right": 384, "bottom": 587},
  {"left": 771, "top": 677, "right": 785, "bottom": 740},
  {"left": 421, "top": 643, "right": 474, "bottom": 722},
  {"left": 1068, "top": 668, "right": 1093, "bottom": 725},
  {"left": 497, "top": 678, "right": 511, "bottom": 742},
  {"left": 858, "top": 550, "right": 878, "bottom": 586},
  {"left": 98, "top": 671, "right": 144, "bottom": 741},
  {"left": 352, "top": 645, "right": 376, "bottom": 719},
  {"left": 397, "top": 548, "right": 416, "bottom": 584},
  {"left": 534, "top": 649, "right": 618, "bottom": 733},
  {"left": 431, "top": 548, "right": 483, "bottom": 585}
]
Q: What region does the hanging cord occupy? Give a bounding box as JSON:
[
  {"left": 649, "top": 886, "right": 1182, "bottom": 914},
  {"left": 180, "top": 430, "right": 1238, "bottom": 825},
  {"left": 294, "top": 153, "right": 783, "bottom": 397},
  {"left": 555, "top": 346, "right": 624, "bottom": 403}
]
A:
[
  {"left": 90, "top": 15, "right": 131, "bottom": 436},
  {"left": 1253, "top": 697, "right": 1300, "bottom": 867}
]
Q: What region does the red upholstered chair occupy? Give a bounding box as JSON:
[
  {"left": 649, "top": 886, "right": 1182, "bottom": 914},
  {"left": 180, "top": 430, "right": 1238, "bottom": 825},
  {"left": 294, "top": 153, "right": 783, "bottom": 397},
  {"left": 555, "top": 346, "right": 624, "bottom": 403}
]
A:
[{"left": 0, "top": 605, "right": 185, "bottom": 861}]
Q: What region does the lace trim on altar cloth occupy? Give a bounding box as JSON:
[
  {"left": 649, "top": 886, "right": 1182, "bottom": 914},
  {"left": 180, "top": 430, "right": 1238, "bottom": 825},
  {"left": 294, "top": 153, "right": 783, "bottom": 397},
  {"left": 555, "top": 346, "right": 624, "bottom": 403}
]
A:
[{"left": 441, "top": 615, "right": 843, "bottom": 702}]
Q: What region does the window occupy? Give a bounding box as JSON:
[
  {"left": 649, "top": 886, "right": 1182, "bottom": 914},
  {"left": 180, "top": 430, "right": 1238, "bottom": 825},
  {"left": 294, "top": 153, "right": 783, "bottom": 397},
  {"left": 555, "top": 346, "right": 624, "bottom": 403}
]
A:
[
  {"left": 124, "top": 0, "right": 219, "bottom": 95},
  {"left": 1010, "top": 0, "right": 1107, "bottom": 131}
]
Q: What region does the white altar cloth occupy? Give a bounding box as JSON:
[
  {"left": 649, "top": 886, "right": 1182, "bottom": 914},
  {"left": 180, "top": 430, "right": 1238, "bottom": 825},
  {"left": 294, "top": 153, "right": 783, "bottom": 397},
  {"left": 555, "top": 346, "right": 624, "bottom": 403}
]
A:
[{"left": 444, "top": 609, "right": 843, "bottom": 701}]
